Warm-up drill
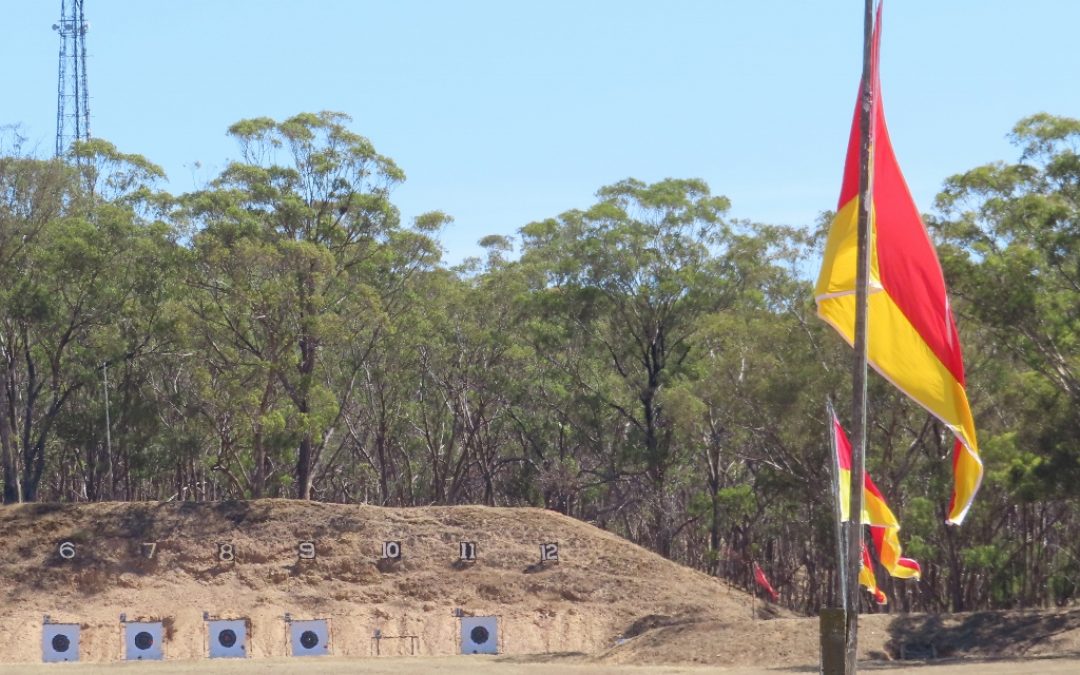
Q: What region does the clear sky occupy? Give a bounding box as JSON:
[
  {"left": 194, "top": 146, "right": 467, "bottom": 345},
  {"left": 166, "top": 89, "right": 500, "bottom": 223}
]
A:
[{"left": 4, "top": 1, "right": 1079, "bottom": 264}]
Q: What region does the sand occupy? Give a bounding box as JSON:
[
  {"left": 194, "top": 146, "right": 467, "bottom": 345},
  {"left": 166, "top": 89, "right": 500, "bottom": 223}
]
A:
[{"left": 1, "top": 499, "right": 1077, "bottom": 671}]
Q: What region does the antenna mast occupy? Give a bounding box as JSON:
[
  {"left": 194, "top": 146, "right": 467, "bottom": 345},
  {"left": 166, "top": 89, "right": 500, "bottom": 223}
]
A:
[{"left": 54, "top": 0, "right": 91, "bottom": 157}]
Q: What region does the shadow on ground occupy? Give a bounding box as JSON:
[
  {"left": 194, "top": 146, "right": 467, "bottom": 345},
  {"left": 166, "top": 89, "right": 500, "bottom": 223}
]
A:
[{"left": 884, "top": 609, "right": 1080, "bottom": 660}]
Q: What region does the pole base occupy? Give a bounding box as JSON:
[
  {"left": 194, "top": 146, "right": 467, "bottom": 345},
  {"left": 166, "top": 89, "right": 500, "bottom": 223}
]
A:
[{"left": 820, "top": 608, "right": 849, "bottom": 674}]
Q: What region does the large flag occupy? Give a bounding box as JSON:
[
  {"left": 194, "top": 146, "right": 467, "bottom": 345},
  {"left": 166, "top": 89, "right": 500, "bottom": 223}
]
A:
[
  {"left": 834, "top": 409, "right": 922, "bottom": 580},
  {"left": 815, "top": 4, "right": 982, "bottom": 525}
]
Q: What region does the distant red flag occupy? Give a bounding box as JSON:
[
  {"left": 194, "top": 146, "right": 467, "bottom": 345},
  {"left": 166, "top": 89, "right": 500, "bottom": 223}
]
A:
[{"left": 753, "top": 561, "right": 779, "bottom": 602}]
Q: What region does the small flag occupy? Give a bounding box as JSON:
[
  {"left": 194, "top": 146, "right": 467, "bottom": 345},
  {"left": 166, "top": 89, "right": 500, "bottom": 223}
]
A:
[
  {"left": 859, "top": 543, "right": 888, "bottom": 605},
  {"left": 815, "top": 1, "right": 982, "bottom": 525},
  {"left": 871, "top": 523, "right": 921, "bottom": 580},
  {"left": 753, "top": 561, "right": 779, "bottom": 602},
  {"left": 833, "top": 409, "right": 921, "bottom": 580}
]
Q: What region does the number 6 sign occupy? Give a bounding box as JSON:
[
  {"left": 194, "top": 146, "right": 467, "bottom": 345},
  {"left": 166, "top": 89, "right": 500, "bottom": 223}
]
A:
[{"left": 58, "top": 541, "right": 76, "bottom": 560}]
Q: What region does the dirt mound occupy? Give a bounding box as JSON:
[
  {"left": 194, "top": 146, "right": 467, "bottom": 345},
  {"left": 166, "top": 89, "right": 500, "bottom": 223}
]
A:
[
  {"left": 6, "top": 500, "right": 1074, "bottom": 668},
  {"left": 0, "top": 499, "right": 779, "bottom": 663}
]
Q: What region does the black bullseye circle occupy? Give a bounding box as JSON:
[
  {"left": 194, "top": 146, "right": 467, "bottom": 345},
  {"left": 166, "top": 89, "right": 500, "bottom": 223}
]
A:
[
  {"left": 470, "top": 625, "right": 490, "bottom": 644},
  {"left": 134, "top": 631, "right": 154, "bottom": 650},
  {"left": 299, "top": 630, "right": 319, "bottom": 649},
  {"left": 51, "top": 634, "right": 71, "bottom": 652},
  {"left": 218, "top": 629, "right": 237, "bottom": 648}
]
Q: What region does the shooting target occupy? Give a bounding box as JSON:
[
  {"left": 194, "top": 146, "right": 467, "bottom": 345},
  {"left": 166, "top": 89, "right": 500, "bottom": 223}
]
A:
[
  {"left": 124, "top": 621, "right": 163, "bottom": 660},
  {"left": 460, "top": 616, "right": 498, "bottom": 655},
  {"left": 208, "top": 619, "right": 248, "bottom": 659},
  {"left": 288, "top": 619, "right": 330, "bottom": 656},
  {"left": 42, "top": 623, "right": 79, "bottom": 662}
]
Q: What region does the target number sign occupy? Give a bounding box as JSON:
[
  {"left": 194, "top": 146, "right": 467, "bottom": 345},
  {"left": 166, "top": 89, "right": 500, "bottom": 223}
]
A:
[
  {"left": 58, "top": 541, "right": 76, "bottom": 560},
  {"left": 381, "top": 541, "right": 401, "bottom": 560},
  {"left": 459, "top": 541, "right": 477, "bottom": 561},
  {"left": 217, "top": 542, "right": 235, "bottom": 563},
  {"left": 298, "top": 541, "right": 316, "bottom": 561},
  {"left": 141, "top": 542, "right": 157, "bottom": 559},
  {"left": 540, "top": 542, "right": 559, "bottom": 562}
]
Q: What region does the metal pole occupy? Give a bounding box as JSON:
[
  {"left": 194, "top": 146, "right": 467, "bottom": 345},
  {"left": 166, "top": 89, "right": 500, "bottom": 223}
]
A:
[
  {"left": 76, "top": 0, "right": 90, "bottom": 141},
  {"left": 845, "top": 0, "right": 877, "bottom": 672},
  {"left": 55, "top": 0, "right": 69, "bottom": 156}
]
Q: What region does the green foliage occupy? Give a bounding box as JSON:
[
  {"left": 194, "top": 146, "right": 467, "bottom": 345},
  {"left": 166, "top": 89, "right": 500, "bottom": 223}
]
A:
[
  {"left": 1, "top": 111, "right": 1077, "bottom": 613},
  {"left": 935, "top": 113, "right": 1080, "bottom": 498}
]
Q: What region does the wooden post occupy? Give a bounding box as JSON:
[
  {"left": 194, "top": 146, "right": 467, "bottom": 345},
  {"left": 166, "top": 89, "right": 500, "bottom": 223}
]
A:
[
  {"left": 820, "top": 608, "right": 848, "bottom": 675},
  {"left": 846, "top": 0, "right": 877, "bottom": 673},
  {"left": 822, "top": 399, "right": 849, "bottom": 673}
]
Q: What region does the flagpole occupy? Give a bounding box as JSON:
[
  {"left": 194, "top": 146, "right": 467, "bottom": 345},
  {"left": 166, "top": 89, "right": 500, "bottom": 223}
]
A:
[
  {"left": 845, "top": 0, "right": 876, "bottom": 672},
  {"left": 825, "top": 400, "right": 848, "bottom": 605},
  {"left": 823, "top": 398, "right": 850, "bottom": 673}
]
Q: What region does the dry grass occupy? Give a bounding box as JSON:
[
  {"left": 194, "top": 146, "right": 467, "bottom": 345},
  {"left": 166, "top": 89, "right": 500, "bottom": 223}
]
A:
[
  {"left": 0, "top": 500, "right": 770, "bottom": 664},
  {"left": 1, "top": 500, "right": 1078, "bottom": 671}
]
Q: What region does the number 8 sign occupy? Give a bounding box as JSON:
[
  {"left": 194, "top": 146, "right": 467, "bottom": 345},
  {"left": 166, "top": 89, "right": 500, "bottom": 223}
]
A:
[{"left": 217, "top": 543, "right": 235, "bottom": 563}]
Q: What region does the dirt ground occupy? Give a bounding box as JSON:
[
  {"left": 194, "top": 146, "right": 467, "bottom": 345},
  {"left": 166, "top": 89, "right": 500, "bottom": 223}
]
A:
[
  {"left": 1, "top": 500, "right": 1077, "bottom": 672},
  {"left": 3, "top": 654, "right": 1080, "bottom": 674}
]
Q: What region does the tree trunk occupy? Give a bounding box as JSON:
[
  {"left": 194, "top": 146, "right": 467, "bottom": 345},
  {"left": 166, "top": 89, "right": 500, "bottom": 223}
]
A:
[
  {"left": 0, "top": 364, "right": 18, "bottom": 504},
  {"left": 296, "top": 432, "right": 313, "bottom": 500}
]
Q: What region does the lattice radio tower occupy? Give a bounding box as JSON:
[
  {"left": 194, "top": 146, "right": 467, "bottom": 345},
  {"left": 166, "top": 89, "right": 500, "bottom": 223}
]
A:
[{"left": 53, "top": 0, "right": 91, "bottom": 156}]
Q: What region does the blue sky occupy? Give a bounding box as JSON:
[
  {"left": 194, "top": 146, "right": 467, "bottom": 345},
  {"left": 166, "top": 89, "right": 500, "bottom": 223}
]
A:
[{"left": 4, "top": 1, "right": 1079, "bottom": 264}]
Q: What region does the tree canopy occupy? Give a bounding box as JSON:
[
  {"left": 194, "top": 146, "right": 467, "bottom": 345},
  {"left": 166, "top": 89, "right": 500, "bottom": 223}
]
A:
[{"left": 1, "top": 112, "right": 1077, "bottom": 613}]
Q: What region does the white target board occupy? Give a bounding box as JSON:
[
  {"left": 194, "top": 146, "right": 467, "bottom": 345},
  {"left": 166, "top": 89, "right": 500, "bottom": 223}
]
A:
[
  {"left": 460, "top": 616, "right": 498, "bottom": 655},
  {"left": 124, "top": 621, "right": 164, "bottom": 660},
  {"left": 42, "top": 623, "right": 80, "bottom": 662},
  {"left": 208, "top": 619, "right": 248, "bottom": 658},
  {"left": 289, "top": 619, "right": 330, "bottom": 656}
]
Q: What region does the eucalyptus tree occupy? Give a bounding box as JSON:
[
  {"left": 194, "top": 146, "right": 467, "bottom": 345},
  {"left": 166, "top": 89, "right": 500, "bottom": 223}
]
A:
[
  {"left": 0, "top": 139, "right": 172, "bottom": 502},
  {"left": 927, "top": 113, "right": 1080, "bottom": 609},
  {"left": 519, "top": 178, "right": 753, "bottom": 555},
  {"left": 415, "top": 237, "right": 535, "bottom": 506},
  {"left": 0, "top": 153, "right": 69, "bottom": 502},
  {"left": 934, "top": 114, "right": 1080, "bottom": 496},
  {"left": 183, "top": 112, "right": 440, "bottom": 499}
]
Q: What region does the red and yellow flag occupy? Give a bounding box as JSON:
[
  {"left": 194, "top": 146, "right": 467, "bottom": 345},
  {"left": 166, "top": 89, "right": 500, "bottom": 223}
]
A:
[
  {"left": 871, "top": 523, "right": 921, "bottom": 580},
  {"left": 859, "top": 543, "right": 888, "bottom": 605},
  {"left": 816, "top": 7, "right": 982, "bottom": 524},
  {"left": 834, "top": 410, "right": 921, "bottom": 581}
]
